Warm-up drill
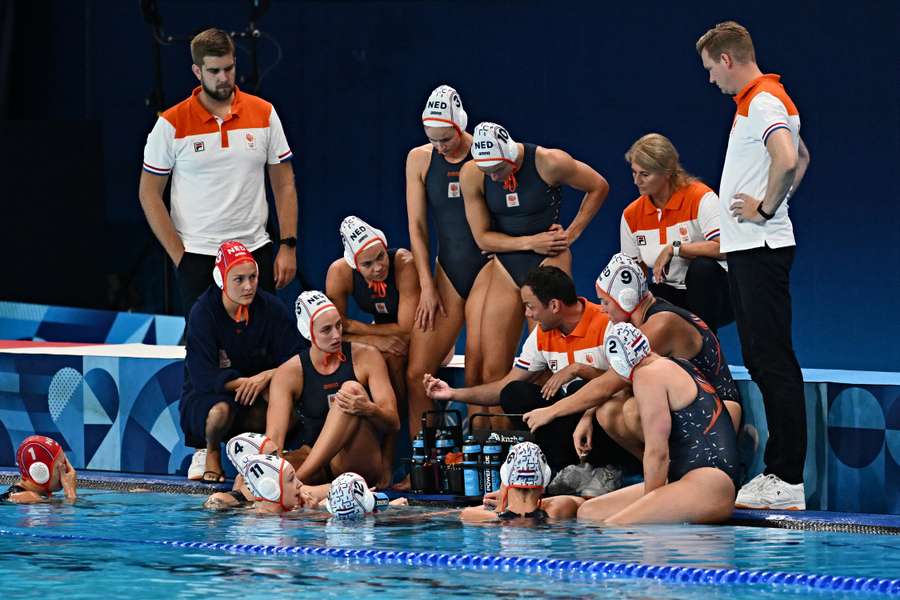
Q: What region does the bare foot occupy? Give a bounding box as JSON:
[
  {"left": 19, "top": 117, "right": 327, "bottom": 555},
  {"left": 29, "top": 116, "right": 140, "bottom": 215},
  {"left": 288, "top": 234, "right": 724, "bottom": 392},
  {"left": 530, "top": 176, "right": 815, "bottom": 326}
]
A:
[
  {"left": 391, "top": 475, "right": 412, "bottom": 492},
  {"left": 204, "top": 448, "right": 225, "bottom": 482}
]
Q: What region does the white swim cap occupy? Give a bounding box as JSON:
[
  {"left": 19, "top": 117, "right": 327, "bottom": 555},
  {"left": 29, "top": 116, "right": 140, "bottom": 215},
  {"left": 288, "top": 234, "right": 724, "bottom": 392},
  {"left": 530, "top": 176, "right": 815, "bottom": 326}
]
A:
[
  {"left": 604, "top": 322, "right": 652, "bottom": 380},
  {"left": 225, "top": 432, "right": 273, "bottom": 470},
  {"left": 239, "top": 453, "right": 289, "bottom": 505},
  {"left": 471, "top": 122, "right": 519, "bottom": 170},
  {"left": 421, "top": 85, "right": 468, "bottom": 135},
  {"left": 500, "top": 441, "right": 552, "bottom": 489},
  {"left": 324, "top": 472, "right": 375, "bottom": 519},
  {"left": 596, "top": 253, "right": 649, "bottom": 315},
  {"left": 295, "top": 290, "right": 338, "bottom": 342},
  {"left": 340, "top": 216, "right": 388, "bottom": 270}
]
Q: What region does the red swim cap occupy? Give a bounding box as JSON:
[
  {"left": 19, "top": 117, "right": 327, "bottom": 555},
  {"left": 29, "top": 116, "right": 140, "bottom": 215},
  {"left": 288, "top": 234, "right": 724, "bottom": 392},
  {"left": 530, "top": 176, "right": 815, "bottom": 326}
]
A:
[
  {"left": 16, "top": 435, "right": 62, "bottom": 489},
  {"left": 213, "top": 241, "right": 257, "bottom": 289}
]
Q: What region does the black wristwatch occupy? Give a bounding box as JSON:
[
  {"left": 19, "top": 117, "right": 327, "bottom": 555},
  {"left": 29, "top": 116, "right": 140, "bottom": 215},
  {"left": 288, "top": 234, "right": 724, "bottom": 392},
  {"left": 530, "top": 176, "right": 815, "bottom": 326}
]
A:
[
  {"left": 756, "top": 204, "right": 775, "bottom": 221},
  {"left": 280, "top": 236, "right": 297, "bottom": 248}
]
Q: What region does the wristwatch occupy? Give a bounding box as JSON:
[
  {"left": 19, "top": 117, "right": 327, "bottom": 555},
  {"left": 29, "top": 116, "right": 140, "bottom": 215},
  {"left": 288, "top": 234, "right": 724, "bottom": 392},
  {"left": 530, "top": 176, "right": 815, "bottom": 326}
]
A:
[
  {"left": 672, "top": 240, "right": 681, "bottom": 257},
  {"left": 280, "top": 236, "right": 297, "bottom": 248}
]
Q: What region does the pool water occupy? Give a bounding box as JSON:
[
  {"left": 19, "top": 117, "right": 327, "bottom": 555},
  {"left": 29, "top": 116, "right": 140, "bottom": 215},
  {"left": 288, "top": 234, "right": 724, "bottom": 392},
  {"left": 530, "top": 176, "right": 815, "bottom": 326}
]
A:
[{"left": 2, "top": 490, "right": 899, "bottom": 598}]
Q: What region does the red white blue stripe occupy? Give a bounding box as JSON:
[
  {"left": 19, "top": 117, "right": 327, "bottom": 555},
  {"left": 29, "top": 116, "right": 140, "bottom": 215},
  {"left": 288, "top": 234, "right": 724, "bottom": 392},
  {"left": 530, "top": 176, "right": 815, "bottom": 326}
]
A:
[{"left": 762, "top": 122, "right": 790, "bottom": 145}]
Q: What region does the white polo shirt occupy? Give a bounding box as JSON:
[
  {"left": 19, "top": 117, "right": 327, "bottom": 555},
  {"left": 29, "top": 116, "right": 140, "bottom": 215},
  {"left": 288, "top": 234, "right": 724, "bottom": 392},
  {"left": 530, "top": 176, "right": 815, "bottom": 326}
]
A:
[
  {"left": 142, "top": 86, "right": 293, "bottom": 255},
  {"left": 718, "top": 74, "right": 801, "bottom": 253},
  {"left": 620, "top": 180, "right": 725, "bottom": 289}
]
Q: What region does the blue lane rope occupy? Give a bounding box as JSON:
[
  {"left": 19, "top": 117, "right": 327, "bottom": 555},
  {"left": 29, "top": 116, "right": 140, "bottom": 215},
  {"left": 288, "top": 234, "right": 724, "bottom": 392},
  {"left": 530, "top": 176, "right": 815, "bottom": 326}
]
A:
[{"left": 2, "top": 528, "right": 899, "bottom": 594}]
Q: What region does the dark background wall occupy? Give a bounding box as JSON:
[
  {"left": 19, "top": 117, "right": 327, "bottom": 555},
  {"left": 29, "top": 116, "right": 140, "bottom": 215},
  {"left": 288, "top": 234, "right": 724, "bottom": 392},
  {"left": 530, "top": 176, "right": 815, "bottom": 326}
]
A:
[{"left": 1, "top": 0, "right": 897, "bottom": 371}]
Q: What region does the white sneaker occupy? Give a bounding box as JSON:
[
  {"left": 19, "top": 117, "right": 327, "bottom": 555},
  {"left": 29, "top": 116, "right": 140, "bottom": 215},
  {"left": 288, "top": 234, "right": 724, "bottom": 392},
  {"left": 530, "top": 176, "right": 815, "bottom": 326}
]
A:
[
  {"left": 735, "top": 473, "right": 805, "bottom": 510},
  {"left": 187, "top": 449, "right": 207, "bottom": 480}
]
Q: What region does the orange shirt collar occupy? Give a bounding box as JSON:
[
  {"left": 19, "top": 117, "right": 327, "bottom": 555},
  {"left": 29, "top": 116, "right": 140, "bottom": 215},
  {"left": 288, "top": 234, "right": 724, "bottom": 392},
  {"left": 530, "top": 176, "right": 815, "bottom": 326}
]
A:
[
  {"left": 565, "top": 298, "right": 597, "bottom": 339},
  {"left": 640, "top": 187, "right": 686, "bottom": 216},
  {"left": 189, "top": 85, "right": 244, "bottom": 123},
  {"left": 733, "top": 73, "right": 781, "bottom": 107}
]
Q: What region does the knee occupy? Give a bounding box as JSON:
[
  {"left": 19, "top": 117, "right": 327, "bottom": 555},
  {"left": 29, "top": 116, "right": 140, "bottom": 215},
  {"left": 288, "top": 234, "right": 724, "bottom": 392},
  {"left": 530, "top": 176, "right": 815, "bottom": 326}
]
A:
[
  {"left": 206, "top": 401, "right": 232, "bottom": 427},
  {"left": 340, "top": 380, "right": 368, "bottom": 398},
  {"left": 499, "top": 380, "right": 535, "bottom": 413},
  {"left": 576, "top": 498, "right": 602, "bottom": 522}
]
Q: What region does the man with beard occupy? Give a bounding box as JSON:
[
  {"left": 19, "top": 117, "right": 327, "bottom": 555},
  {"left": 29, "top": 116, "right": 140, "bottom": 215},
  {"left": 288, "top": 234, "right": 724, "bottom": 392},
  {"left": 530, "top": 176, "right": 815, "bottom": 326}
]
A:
[{"left": 140, "top": 28, "right": 298, "bottom": 314}]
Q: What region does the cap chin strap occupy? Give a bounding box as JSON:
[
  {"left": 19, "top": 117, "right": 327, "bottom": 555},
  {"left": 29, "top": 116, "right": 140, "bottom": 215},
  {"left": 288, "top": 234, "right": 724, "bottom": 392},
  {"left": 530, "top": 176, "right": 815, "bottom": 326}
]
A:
[
  {"left": 222, "top": 291, "right": 250, "bottom": 323},
  {"left": 502, "top": 162, "right": 519, "bottom": 193},
  {"left": 311, "top": 335, "right": 346, "bottom": 369},
  {"left": 368, "top": 280, "right": 387, "bottom": 298}
]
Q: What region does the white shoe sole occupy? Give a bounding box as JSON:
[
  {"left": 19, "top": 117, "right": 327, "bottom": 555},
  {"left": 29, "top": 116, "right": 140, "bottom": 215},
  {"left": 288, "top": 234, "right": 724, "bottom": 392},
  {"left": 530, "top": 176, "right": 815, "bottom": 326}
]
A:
[{"left": 735, "top": 501, "right": 805, "bottom": 511}]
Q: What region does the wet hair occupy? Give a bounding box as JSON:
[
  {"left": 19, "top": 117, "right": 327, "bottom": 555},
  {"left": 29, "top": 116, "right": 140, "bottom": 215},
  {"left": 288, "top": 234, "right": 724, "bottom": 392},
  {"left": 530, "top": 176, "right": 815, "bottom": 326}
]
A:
[
  {"left": 522, "top": 267, "right": 578, "bottom": 307},
  {"left": 190, "top": 28, "right": 235, "bottom": 67},
  {"left": 695, "top": 21, "right": 756, "bottom": 64},
  {"left": 625, "top": 133, "right": 698, "bottom": 191}
]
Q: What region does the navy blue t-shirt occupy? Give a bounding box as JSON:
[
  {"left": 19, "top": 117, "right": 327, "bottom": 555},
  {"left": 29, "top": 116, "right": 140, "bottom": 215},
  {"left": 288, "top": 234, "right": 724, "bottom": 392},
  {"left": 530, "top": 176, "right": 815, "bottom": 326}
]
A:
[{"left": 183, "top": 286, "right": 304, "bottom": 398}]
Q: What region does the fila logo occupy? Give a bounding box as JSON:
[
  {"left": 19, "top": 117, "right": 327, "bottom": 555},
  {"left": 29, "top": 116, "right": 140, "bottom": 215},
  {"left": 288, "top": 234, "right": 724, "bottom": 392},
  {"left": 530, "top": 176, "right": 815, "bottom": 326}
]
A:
[
  {"left": 549, "top": 359, "right": 558, "bottom": 371},
  {"left": 193, "top": 141, "right": 205, "bottom": 153},
  {"left": 636, "top": 235, "right": 647, "bottom": 246}
]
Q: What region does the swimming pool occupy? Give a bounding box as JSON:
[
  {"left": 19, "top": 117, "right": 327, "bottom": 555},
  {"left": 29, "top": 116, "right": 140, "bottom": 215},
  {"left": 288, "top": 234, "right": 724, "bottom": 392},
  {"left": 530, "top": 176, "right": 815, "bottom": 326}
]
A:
[{"left": 2, "top": 490, "right": 900, "bottom": 598}]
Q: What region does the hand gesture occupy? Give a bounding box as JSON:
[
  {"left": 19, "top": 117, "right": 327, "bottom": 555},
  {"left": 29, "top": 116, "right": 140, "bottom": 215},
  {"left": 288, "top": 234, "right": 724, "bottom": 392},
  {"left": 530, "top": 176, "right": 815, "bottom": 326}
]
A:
[
  {"left": 573, "top": 412, "right": 594, "bottom": 459},
  {"left": 423, "top": 374, "right": 454, "bottom": 401},
  {"left": 482, "top": 487, "right": 503, "bottom": 510},
  {"left": 414, "top": 285, "right": 447, "bottom": 332},
  {"left": 540, "top": 363, "right": 581, "bottom": 400},
  {"left": 530, "top": 224, "right": 569, "bottom": 256},
  {"left": 370, "top": 335, "right": 408, "bottom": 357},
  {"left": 730, "top": 193, "right": 765, "bottom": 224},
  {"left": 652, "top": 244, "right": 675, "bottom": 284},
  {"left": 523, "top": 405, "right": 556, "bottom": 433},
  {"left": 234, "top": 371, "right": 271, "bottom": 406},
  {"left": 59, "top": 456, "right": 77, "bottom": 500},
  {"left": 333, "top": 381, "right": 372, "bottom": 416}
]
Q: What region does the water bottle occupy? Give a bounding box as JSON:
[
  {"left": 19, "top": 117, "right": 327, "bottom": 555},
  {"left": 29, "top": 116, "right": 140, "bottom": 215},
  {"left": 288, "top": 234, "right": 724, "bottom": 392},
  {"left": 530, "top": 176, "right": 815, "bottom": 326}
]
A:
[
  {"left": 410, "top": 431, "right": 434, "bottom": 493},
  {"left": 433, "top": 430, "right": 455, "bottom": 493},
  {"left": 482, "top": 435, "right": 503, "bottom": 493},
  {"left": 462, "top": 436, "right": 483, "bottom": 497}
]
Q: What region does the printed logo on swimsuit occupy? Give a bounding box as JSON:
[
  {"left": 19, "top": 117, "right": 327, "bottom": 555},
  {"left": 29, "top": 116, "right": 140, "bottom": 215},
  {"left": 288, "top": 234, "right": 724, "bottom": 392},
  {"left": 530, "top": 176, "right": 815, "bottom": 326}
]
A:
[
  {"left": 375, "top": 302, "right": 388, "bottom": 314},
  {"left": 506, "top": 193, "right": 519, "bottom": 208}
]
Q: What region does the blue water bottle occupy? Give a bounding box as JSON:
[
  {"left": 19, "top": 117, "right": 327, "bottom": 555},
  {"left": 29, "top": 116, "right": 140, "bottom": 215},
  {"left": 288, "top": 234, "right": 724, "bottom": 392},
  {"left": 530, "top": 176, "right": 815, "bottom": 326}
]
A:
[
  {"left": 481, "top": 435, "right": 502, "bottom": 493},
  {"left": 462, "top": 436, "right": 483, "bottom": 497}
]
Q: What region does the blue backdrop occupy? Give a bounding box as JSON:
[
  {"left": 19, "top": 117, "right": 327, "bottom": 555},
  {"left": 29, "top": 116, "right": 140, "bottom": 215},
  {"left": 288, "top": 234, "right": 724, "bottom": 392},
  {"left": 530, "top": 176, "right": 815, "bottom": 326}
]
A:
[{"left": 3, "top": 0, "right": 898, "bottom": 371}]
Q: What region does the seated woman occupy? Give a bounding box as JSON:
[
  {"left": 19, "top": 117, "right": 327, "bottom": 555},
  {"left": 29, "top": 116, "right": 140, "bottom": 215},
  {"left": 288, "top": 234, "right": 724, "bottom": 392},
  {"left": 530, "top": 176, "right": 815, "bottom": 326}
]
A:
[
  {"left": 1, "top": 436, "right": 77, "bottom": 503},
  {"left": 620, "top": 133, "right": 732, "bottom": 333},
  {"left": 460, "top": 122, "right": 608, "bottom": 388},
  {"left": 577, "top": 323, "right": 738, "bottom": 525},
  {"left": 265, "top": 291, "right": 401, "bottom": 488},
  {"left": 180, "top": 240, "right": 304, "bottom": 483},
  {"left": 326, "top": 216, "right": 419, "bottom": 407},
  {"left": 461, "top": 442, "right": 582, "bottom": 523}
]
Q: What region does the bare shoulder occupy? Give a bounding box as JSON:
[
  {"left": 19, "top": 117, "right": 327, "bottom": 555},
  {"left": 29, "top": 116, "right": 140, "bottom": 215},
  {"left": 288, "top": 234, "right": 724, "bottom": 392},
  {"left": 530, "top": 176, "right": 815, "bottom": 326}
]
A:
[
  {"left": 273, "top": 355, "right": 303, "bottom": 385},
  {"left": 406, "top": 144, "right": 433, "bottom": 175},
  {"left": 460, "top": 160, "right": 483, "bottom": 181},
  {"left": 325, "top": 258, "right": 353, "bottom": 287}
]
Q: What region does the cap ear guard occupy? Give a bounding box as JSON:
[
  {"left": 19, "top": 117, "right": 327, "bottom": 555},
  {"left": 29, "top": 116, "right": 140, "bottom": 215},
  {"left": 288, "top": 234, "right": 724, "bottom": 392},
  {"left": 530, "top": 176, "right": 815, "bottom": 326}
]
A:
[
  {"left": 29, "top": 462, "right": 51, "bottom": 485},
  {"left": 239, "top": 454, "right": 286, "bottom": 504},
  {"left": 596, "top": 253, "right": 648, "bottom": 314},
  {"left": 213, "top": 251, "right": 225, "bottom": 289}
]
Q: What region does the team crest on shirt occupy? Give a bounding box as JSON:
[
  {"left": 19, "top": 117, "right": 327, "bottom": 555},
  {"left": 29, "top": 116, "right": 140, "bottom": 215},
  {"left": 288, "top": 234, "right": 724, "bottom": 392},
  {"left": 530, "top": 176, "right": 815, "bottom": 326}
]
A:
[
  {"left": 193, "top": 141, "right": 205, "bottom": 153},
  {"left": 448, "top": 182, "right": 460, "bottom": 198},
  {"left": 585, "top": 353, "right": 594, "bottom": 365},
  {"left": 218, "top": 349, "right": 231, "bottom": 368},
  {"left": 245, "top": 133, "right": 256, "bottom": 149},
  {"left": 375, "top": 302, "right": 388, "bottom": 314},
  {"left": 636, "top": 235, "right": 647, "bottom": 246},
  {"left": 505, "top": 193, "right": 519, "bottom": 208}
]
